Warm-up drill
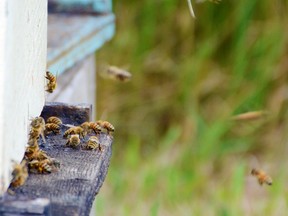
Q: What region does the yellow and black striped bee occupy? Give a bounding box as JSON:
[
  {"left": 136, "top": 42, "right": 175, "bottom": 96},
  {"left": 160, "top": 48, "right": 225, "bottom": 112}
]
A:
[
  {"left": 63, "top": 126, "right": 86, "bottom": 139},
  {"left": 29, "top": 117, "right": 46, "bottom": 143},
  {"left": 65, "top": 134, "right": 81, "bottom": 149},
  {"left": 10, "top": 160, "right": 28, "bottom": 188},
  {"left": 251, "top": 169, "right": 273, "bottom": 186},
  {"left": 45, "top": 71, "right": 57, "bottom": 93},
  {"left": 96, "top": 120, "right": 115, "bottom": 134},
  {"left": 84, "top": 136, "right": 102, "bottom": 151},
  {"left": 46, "top": 116, "right": 62, "bottom": 125},
  {"left": 45, "top": 123, "right": 60, "bottom": 135}
]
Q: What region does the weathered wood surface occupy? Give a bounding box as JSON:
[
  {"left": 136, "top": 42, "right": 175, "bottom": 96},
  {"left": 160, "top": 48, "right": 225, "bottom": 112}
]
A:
[
  {"left": 47, "top": 13, "right": 115, "bottom": 76},
  {"left": 0, "top": 102, "right": 113, "bottom": 216}
]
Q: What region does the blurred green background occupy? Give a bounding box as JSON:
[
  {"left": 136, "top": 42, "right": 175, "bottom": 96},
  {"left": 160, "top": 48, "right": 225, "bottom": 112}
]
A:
[{"left": 95, "top": 0, "right": 288, "bottom": 215}]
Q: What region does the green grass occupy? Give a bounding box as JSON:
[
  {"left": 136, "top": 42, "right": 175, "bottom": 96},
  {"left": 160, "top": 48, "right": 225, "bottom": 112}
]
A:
[{"left": 95, "top": 0, "right": 288, "bottom": 215}]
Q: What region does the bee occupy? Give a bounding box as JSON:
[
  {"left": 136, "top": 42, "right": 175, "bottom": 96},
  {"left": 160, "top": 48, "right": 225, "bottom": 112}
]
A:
[
  {"left": 30, "top": 117, "right": 46, "bottom": 143},
  {"left": 45, "top": 123, "right": 60, "bottom": 135},
  {"left": 80, "top": 122, "right": 91, "bottom": 133},
  {"left": 9, "top": 160, "right": 28, "bottom": 188},
  {"left": 25, "top": 145, "right": 49, "bottom": 161},
  {"left": 84, "top": 136, "right": 102, "bottom": 151},
  {"left": 30, "top": 117, "right": 45, "bottom": 128},
  {"left": 81, "top": 122, "right": 102, "bottom": 135},
  {"left": 27, "top": 137, "right": 38, "bottom": 146},
  {"left": 65, "top": 134, "right": 81, "bottom": 149},
  {"left": 105, "top": 66, "right": 132, "bottom": 82},
  {"left": 96, "top": 120, "right": 115, "bottom": 134},
  {"left": 28, "top": 159, "right": 53, "bottom": 174},
  {"left": 46, "top": 116, "right": 62, "bottom": 125},
  {"left": 45, "top": 71, "right": 57, "bottom": 93},
  {"left": 251, "top": 169, "right": 273, "bottom": 186},
  {"left": 63, "top": 126, "right": 86, "bottom": 139},
  {"left": 231, "top": 111, "right": 268, "bottom": 121}
]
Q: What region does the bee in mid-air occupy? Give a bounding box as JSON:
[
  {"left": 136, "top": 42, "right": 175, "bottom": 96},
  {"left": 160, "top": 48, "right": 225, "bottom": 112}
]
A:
[
  {"left": 105, "top": 66, "right": 132, "bottom": 82},
  {"left": 96, "top": 120, "right": 115, "bottom": 134},
  {"left": 84, "top": 136, "right": 102, "bottom": 151},
  {"left": 30, "top": 117, "right": 46, "bottom": 143},
  {"left": 251, "top": 168, "right": 273, "bottom": 186},
  {"left": 9, "top": 160, "right": 28, "bottom": 188},
  {"left": 45, "top": 123, "right": 60, "bottom": 135},
  {"left": 46, "top": 116, "right": 62, "bottom": 125},
  {"left": 65, "top": 134, "right": 81, "bottom": 149},
  {"left": 63, "top": 126, "right": 86, "bottom": 139},
  {"left": 45, "top": 71, "right": 57, "bottom": 93}
]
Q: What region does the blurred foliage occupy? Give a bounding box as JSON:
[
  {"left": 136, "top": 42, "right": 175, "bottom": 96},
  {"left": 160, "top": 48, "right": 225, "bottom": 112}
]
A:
[{"left": 95, "top": 0, "right": 288, "bottom": 215}]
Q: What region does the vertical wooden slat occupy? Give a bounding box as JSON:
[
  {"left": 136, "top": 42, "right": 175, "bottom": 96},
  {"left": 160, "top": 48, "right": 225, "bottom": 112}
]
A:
[{"left": 0, "top": 0, "right": 47, "bottom": 195}]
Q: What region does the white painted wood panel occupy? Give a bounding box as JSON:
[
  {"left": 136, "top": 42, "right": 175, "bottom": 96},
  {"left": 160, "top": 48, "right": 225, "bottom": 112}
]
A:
[{"left": 0, "top": 0, "right": 47, "bottom": 195}]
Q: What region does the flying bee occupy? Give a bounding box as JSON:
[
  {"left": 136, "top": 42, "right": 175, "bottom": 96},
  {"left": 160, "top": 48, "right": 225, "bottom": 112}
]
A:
[
  {"left": 96, "top": 120, "right": 115, "bottom": 134},
  {"left": 45, "top": 123, "right": 60, "bottom": 135},
  {"left": 45, "top": 71, "right": 57, "bottom": 93},
  {"left": 251, "top": 168, "right": 273, "bottom": 186},
  {"left": 231, "top": 110, "right": 268, "bottom": 121},
  {"left": 63, "top": 126, "right": 86, "bottom": 139},
  {"left": 84, "top": 136, "right": 102, "bottom": 151},
  {"left": 30, "top": 117, "right": 46, "bottom": 143},
  {"left": 9, "top": 160, "right": 28, "bottom": 188},
  {"left": 46, "top": 116, "right": 62, "bottom": 125},
  {"left": 105, "top": 66, "right": 132, "bottom": 82},
  {"left": 65, "top": 134, "right": 81, "bottom": 149}
]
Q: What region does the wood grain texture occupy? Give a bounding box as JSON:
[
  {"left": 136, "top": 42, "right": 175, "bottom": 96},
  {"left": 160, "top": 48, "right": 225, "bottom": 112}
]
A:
[
  {"left": 0, "top": 0, "right": 47, "bottom": 195},
  {"left": 1, "top": 102, "right": 113, "bottom": 216},
  {"left": 47, "top": 13, "right": 114, "bottom": 76}
]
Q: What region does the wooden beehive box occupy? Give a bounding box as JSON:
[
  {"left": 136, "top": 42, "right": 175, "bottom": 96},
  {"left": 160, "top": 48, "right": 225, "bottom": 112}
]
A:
[{"left": 0, "top": 0, "right": 115, "bottom": 215}]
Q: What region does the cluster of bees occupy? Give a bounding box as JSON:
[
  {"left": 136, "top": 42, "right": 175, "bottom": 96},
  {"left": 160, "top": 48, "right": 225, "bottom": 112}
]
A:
[
  {"left": 9, "top": 117, "right": 61, "bottom": 189},
  {"left": 9, "top": 71, "right": 115, "bottom": 192},
  {"left": 64, "top": 120, "right": 114, "bottom": 150}
]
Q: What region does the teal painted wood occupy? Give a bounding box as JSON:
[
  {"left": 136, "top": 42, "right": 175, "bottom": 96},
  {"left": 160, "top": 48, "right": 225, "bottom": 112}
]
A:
[
  {"left": 48, "top": 0, "right": 112, "bottom": 13},
  {"left": 47, "top": 14, "right": 115, "bottom": 75}
]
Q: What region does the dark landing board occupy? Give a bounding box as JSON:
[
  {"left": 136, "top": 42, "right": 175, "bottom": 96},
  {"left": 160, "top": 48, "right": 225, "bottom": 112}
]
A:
[{"left": 0, "top": 102, "right": 113, "bottom": 216}]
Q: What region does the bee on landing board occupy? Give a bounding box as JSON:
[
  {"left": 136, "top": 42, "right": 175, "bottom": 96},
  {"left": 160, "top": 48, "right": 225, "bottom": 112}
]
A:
[
  {"left": 30, "top": 117, "right": 46, "bottom": 143},
  {"left": 96, "top": 120, "right": 115, "bottom": 135},
  {"left": 251, "top": 168, "right": 273, "bottom": 186},
  {"left": 28, "top": 158, "right": 60, "bottom": 174},
  {"left": 45, "top": 71, "right": 57, "bottom": 93},
  {"left": 84, "top": 136, "right": 102, "bottom": 151},
  {"left": 45, "top": 123, "right": 60, "bottom": 135},
  {"left": 63, "top": 126, "right": 86, "bottom": 139},
  {"left": 9, "top": 160, "right": 28, "bottom": 188},
  {"left": 46, "top": 116, "right": 62, "bottom": 125},
  {"left": 65, "top": 134, "right": 81, "bottom": 149},
  {"left": 81, "top": 122, "right": 102, "bottom": 135},
  {"left": 25, "top": 145, "right": 49, "bottom": 161}
]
